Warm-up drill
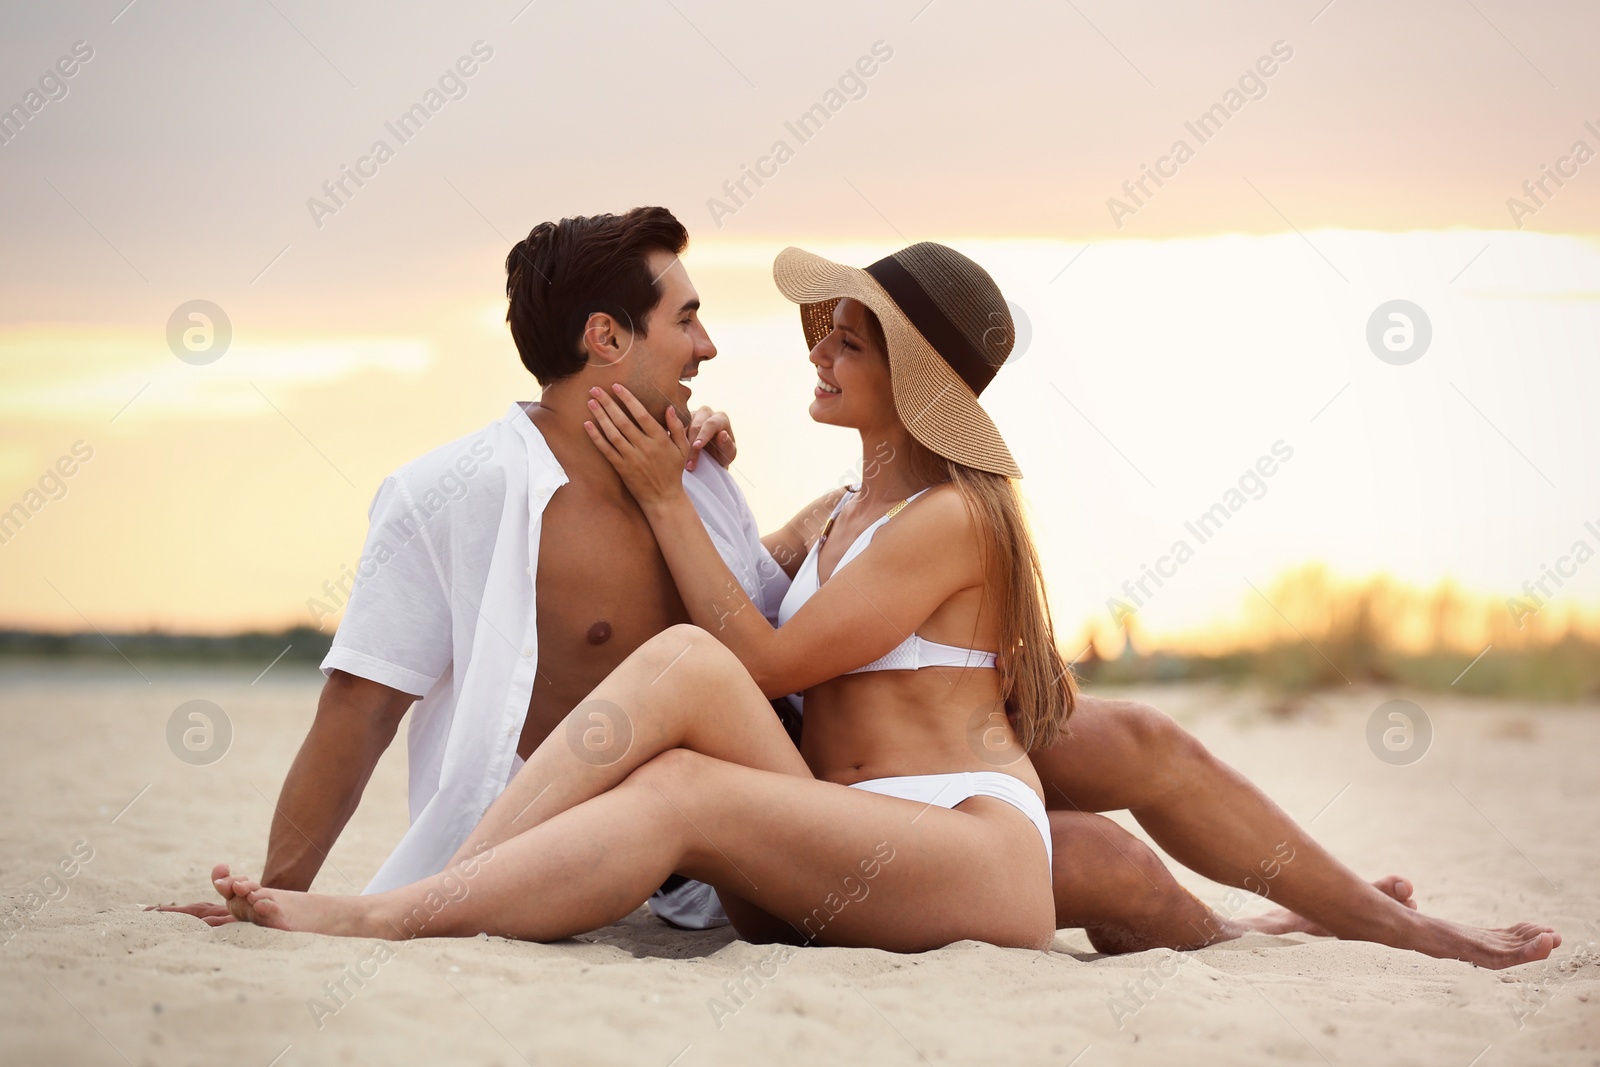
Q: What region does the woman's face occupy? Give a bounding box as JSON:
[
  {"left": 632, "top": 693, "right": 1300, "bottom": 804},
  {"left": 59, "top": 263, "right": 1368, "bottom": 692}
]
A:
[{"left": 808, "top": 298, "right": 897, "bottom": 431}]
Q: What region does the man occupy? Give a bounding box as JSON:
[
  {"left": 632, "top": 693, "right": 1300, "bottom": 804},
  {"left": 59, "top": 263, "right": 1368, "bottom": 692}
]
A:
[{"left": 156, "top": 207, "right": 1553, "bottom": 969}]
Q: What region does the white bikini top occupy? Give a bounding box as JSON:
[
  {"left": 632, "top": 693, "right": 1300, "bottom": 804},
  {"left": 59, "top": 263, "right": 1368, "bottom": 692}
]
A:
[{"left": 776, "top": 486, "right": 1000, "bottom": 676}]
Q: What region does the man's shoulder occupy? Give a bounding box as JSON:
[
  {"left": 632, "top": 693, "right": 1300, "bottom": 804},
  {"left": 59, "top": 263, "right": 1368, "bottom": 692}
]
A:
[
  {"left": 682, "top": 453, "right": 756, "bottom": 530},
  {"left": 384, "top": 405, "right": 543, "bottom": 492},
  {"left": 682, "top": 451, "right": 742, "bottom": 506},
  {"left": 361, "top": 406, "right": 551, "bottom": 529}
]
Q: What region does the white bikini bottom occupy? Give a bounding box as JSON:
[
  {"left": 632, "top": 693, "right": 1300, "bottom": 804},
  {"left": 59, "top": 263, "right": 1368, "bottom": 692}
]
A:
[{"left": 848, "top": 771, "right": 1054, "bottom": 878}]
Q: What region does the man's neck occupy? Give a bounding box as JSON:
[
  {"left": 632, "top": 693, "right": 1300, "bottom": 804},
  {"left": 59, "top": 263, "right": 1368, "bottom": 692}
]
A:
[{"left": 521, "top": 382, "right": 636, "bottom": 502}]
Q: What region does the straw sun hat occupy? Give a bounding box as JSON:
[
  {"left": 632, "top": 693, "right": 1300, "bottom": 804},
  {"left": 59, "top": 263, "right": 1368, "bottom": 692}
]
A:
[{"left": 772, "top": 242, "right": 1022, "bottom": 479}]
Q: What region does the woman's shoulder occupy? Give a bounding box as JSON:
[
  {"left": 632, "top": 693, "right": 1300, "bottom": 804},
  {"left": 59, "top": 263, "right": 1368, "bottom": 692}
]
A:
[
  {"left": 913, "top": 480, "right": 968, "bottom": 517},
  {"left": 868, "top": 482, "right": 983, "bottom": 585},
  {"left": 887, "top": 482, "right": 977, "bottom": 546}
]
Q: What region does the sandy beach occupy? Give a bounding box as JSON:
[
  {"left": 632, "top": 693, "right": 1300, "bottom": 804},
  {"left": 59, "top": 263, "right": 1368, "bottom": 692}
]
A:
[{"left": 2, "top": 661, "right": 1596, "bottom": 1066}]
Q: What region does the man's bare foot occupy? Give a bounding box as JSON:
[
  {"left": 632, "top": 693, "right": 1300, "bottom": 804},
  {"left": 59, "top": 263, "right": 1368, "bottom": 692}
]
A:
[
  {"left": 1242, "top": 875, "right": 1417, "bottom": 937},
  {"left": 1399, "top": 915, "right": 1560, "bottom": 970},
  {"left": 211, "top": 863, "right": 383, "bottom": 938},
  {"left": 1231, "top": 873, "right": 1559, "bottom": 969}
]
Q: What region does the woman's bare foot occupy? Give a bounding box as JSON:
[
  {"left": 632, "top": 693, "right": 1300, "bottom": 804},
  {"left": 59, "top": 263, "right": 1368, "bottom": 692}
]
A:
[
  {"left": 211, "top": 863, "right": 386, "bottom": 938},
  {"left": 211, "top": 863, "right": 252, "bottom": 921},
  {"left": 1242, "top": 875, "right": 1417, "bottom": 937}
]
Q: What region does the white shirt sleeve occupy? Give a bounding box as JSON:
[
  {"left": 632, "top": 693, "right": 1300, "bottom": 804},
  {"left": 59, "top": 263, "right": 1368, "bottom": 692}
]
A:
[
  {"left": 683, "top": 455, "right": 792, "bottom": 626},
  {"left": 729, "top": 475, "right": 793, "bottom": 627},
  {"left": 320, "top": 475, "right": 454, "bottom": 697}
]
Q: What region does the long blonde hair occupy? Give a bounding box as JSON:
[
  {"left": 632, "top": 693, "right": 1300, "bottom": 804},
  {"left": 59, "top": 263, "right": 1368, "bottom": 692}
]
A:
[{"left": 906, "top": 442, "right": 1076, "bottom": 751}]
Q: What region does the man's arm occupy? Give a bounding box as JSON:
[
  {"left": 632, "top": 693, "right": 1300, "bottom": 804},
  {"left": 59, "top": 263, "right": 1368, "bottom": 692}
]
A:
[
  {"left": 148, "top": 670, "right": 414, "bottom": 924},
  {"left": 760, "top": 486, "right": 848, "bottom": 579},
  {"left": 260, "top": 670, "right": 416, "bottom": 890}
]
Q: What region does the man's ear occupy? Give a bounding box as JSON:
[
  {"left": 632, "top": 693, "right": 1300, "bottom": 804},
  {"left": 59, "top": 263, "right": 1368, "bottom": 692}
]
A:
[{"left": 580, "top": 311, "right": 632, "bottom": 367}]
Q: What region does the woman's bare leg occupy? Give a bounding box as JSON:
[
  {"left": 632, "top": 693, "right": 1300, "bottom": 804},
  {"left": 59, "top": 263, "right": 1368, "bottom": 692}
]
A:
[
  {"left": 445, "top": 624, "right": 808, "bottom": 868},
  {"left": 218, "top": 749, "right": 1057, "bottom": 952},
  {"left": 1036, "top": 696, "right": 1559, "bottom": 968}
]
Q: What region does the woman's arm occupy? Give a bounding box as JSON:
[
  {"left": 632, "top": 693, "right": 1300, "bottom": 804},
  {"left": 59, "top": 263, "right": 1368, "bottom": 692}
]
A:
[
  {"left": 679, "top": 402, "right": 832, "bottom": 580},
  {"left": 682, "top": 401, "right": 840, "bottom": 578},
  {"left": 583, "top": 385, "right": 981, "bottom": 697},
  {"left": 761, "top": 486, "right": 848, "bottom": 580}
]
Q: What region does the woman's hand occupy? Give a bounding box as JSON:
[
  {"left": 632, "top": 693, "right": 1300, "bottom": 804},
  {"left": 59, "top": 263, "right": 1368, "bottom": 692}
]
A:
[
  {"left": 584, "top": 384, "right": 692, "bottom": 509},
  {"left": 685, "top": 406, "right": 737, "bottom": 471}
]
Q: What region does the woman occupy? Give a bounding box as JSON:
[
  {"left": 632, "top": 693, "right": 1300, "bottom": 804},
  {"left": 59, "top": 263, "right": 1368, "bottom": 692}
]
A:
[{"left": 214, "top": 241, "right": 1077, "bottom": 950}]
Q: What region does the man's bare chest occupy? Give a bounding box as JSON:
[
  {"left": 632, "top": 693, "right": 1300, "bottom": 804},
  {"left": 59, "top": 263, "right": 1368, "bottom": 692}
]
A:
[{"left": 520, "top": 488, "right": 690, "bottom": 746}]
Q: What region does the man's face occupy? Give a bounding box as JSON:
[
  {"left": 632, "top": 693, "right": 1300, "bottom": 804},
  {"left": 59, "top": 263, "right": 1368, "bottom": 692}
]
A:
[{"left": 620, "top": 250, "right": 717, "bottom": 424}]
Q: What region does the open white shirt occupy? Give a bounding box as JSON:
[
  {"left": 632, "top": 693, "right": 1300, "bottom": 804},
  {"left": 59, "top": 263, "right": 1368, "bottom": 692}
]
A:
[{"left": 321, "top": 402, "right": 790, "bottom": 895}]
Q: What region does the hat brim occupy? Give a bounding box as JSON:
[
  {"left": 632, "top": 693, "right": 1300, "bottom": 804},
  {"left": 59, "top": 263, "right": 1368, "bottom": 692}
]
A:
[{"left": 772, "top": 246, "right": 1022, "bottom": 479}]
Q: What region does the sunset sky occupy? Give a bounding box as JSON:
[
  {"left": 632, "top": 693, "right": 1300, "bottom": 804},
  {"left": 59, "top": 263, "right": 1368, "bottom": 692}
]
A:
[{"left": 2, "top": 0, "right": 1597, "bottom": 647}]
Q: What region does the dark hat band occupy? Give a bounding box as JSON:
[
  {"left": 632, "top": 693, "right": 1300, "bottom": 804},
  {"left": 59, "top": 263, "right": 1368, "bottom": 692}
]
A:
[{"left": 863, "top": 255, "right": 999, "bottom": 396}]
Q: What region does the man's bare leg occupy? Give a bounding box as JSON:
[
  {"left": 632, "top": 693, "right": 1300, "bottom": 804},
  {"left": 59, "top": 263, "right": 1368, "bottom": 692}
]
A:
[
  {"left": 1049, "top": 813, "right": 1422, "bottom": 949},
  {"left": 1037, "top": 695, "right": 1559, "bottom": 968},
  {"left": 1049, "top": 810, "right": 1251, "bottom": 953}
]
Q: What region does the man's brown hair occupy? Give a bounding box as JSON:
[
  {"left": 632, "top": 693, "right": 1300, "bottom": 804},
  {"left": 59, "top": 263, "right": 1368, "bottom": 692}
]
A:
[{"left": 505, "top": 206, "right": 689, "bottom": 386}]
